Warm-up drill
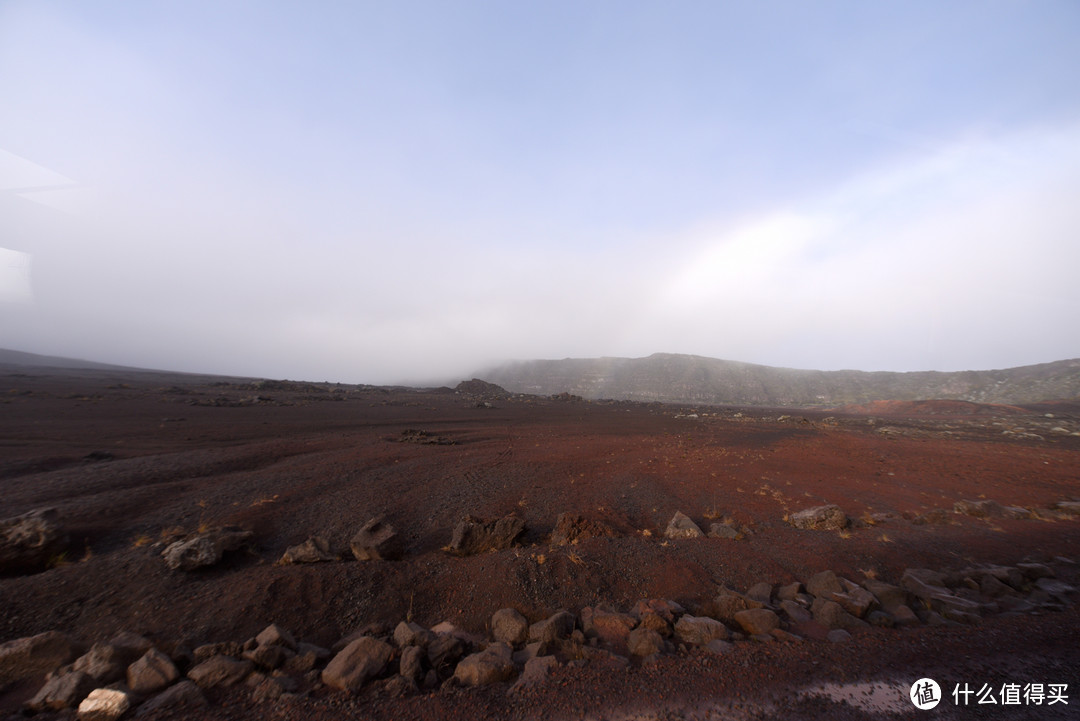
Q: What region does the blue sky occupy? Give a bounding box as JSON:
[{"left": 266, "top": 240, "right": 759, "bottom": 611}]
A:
[{"left": 2, "top": 1, "right": 1079, "bottom": 383}]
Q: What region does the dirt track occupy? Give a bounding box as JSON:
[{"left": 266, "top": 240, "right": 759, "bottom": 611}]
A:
[{"left": 2, "top": 366, "right": 1079, "bottom": 719}]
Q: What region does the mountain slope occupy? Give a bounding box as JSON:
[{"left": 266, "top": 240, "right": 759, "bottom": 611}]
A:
[{"left": 478, "top": 353, "right": 1080, "bottom": 407}]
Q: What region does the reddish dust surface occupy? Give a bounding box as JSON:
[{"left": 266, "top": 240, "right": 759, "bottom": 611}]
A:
[{"left": 2, "top": 367, "right": 1079, "bottom": 719}]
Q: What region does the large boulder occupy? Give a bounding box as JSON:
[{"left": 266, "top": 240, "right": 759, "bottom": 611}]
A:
[
  {"left": 162, "top": 527, "right": 253, "bottom": 571},
  {"left": 788, "top": 505, "right": 848, "bottom": 531},
  {"left": 0, "top": 630, "right": 81, "bottom": 686},
  {"left": 322, "top": 637, "right": 393, "bottom": 693},
  {"left": 448, "top": 515, "right": 526, "bottom": 555},
  {"left": 279, "top": 536, "right": 336, "bottom": 564},
  {"left": 664, "top": 511, "right": 703, "bottom": 539},
  {"left": 350, "top": 518, "right": 403, "bottom": 561},
  {"left": 0, "top": 507, "right": 68, "bottom": 575},
  {"left": 549, "top": 513, "right": 617, "bottom": 545}
]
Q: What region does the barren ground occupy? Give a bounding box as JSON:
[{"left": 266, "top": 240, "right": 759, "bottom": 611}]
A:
[{"left": 2, "top": 366, "right": 1079, "bottom": 720}]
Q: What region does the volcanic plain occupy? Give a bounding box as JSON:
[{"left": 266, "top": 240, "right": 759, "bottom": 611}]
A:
[{"left": 2, "top": 364, "right": 1079, "bottom": 720}]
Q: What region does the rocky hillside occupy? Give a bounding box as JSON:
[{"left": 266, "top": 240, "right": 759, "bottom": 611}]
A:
[{"left": 477, "top": 353, "right": 1080, "bottom": 407}]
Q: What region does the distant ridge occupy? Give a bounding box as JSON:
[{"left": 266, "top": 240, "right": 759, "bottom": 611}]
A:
[
  {"left": 0, "top": 348, "right": 139, "bottom": 371},
  {"left": 477, "top": 353, "right": 1080, "bottom": 407}
]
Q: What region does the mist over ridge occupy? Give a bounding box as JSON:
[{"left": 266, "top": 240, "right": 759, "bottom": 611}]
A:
[{"left": 476, "top": 352, "right": 1080, "bottom": 407}]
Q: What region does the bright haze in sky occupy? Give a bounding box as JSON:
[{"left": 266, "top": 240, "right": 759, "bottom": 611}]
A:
[{"left": 2, "top": 1, "right": 1079, "bottom": 384}]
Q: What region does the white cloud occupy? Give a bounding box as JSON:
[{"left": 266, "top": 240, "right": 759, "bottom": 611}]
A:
[{"left": 640, "top": 123, "right": 1080, "bottom": 371}]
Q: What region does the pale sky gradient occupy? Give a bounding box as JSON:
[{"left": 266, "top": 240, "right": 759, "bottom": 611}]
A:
[{"left": 2, "top": 1, "right": 1079, "bottom": 384}]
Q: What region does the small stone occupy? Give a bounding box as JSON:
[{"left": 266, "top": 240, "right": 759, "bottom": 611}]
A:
[
  {"left": 732, "top": 609, "right": 780, "bottom": 635},
  {"left": 549, "top": 513, "right": 617, "bottom": 545},
  {"left": 769, "top": 629, "right": 803, "bottom": 642},
  {"left": 0, "top": 507, "right": 69, "bottom": 575},
  {"left": 826, "top": 629, "right": 852, "bottom": 643},
  {"left": 161, "top": 527, "right": 252, "bottom": 571},
  {"left": 674, "top": 615, "right": 729, "bottom": 645},
  {"left": 127, "top": 648, "right": 180, "bottom": 694},
  {"left": 0, "top": 631, "right": 81, "bottom": 686},
  {"left": 788, "top": 505, "right": 847, "bottom": 531},
  {"left": 509, "top": 655, "right": 558, "bottom": 693},
  {"left": 707, "top": 523, "right": 740, "bottom": 539},
  {"left": 528, "top": 611, "right": 576, "bottom": 644},
  {"left": 891, "top": 604, "right": 920, "bottom": 627},
  {"left": 627, "top": 628, "right": 664, "bottom": 657},
  {"left": 393, "top": 620, "right": 434, "bottom": 648},
  {"left": 705, "top": 639, "right": 734, "bottom": 655},
  {"left": 664, "top": 511, "right": 703, "bottom": 539},
  {"left": 811, "top": 598, "right": 870, "bottom": 631},
  {"left": 187, "top": 655, "right": 254, "bottom": 689},
  {"left": 77, "top": 687, "right": 131, "bottom": 721},
  {"left": 806, "top": 570, "right": 844, "bottom": 598},
  {"left": 780, "top": 600, "right": 812, "bottom": 625},
  {"left": 702, "top": 590, "right": 762, "bottom": 622},
  {"left": 453, "top": 644, "right": 516, "bottom": 686},
  {"left": 26, "top": 671, "right": 96, "bottom": 712},
  {"left": 491, "top": 608, "right": 529, "bottom": 646},
  {"left": 861, "top": 578, "right": 907, "bottom": 609},
  {"left": 135, "top": 680, "right": 207, "bottom": 716},
  {"left": 279, "top": 536, "right": 336, "bottom": 564},
  {"left": 447, "top": 515, "right": 525, "bottom": 555},
  {"left": 426, "top": 634, "right": 465, "bottom": 675},
  {"left": 580, "top": 607, "right": 636, "bottom": 648},
  {"left": 776, "top": 582, "right": 802, "bottom": 601},
  {"left": 399, "top": 645, "right": 424, "bottom": 681},
  {"left": 745, "top": 582, "right": 773, "bottom": 605},
  {"left": 350, "top": 517, "right": 404, "bottom": 561},
  {"left": 243, "top": 644, "right": 291, "bottom": 670},
  {"left": 321, "top": 637, "right": 393, "bottom": 693},
  {"left": 72, "top": 643, "right": 131, "bottom": 684},
  {"left": 255, "top": 623, "right": 298, "bottom": 651}
]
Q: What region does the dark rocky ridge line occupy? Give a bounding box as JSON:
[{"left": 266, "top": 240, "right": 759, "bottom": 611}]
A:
[{"left": 477, "top": 353, "right": 1080, "bottom": 407}]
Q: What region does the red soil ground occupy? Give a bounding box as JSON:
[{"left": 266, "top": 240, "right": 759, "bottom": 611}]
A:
[{"left": 2, "top": 366, "right": 1079, "bottom": 719}]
